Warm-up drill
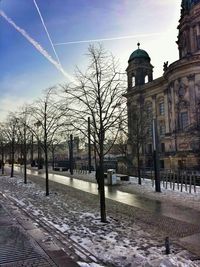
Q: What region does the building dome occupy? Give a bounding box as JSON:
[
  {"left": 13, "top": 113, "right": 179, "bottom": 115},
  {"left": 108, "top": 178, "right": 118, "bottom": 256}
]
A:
[
  {"left": 128, "top": 44, "right": 150, "bottom": 62},
  {"left": 126, "top": 43, "right": 153, "bottom": 87}
]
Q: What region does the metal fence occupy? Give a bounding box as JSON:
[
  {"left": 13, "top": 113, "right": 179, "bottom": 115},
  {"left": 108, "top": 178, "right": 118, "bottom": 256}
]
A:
[
  {"left": 159, "top": 170, "right": 200, "bottom": 193},
  {"left": 137, "top": 168, "right": 200, "bottom": 194}
]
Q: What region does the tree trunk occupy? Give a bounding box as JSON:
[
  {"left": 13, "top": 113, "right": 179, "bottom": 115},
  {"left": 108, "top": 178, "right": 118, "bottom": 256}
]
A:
[
  {"left": 44, "top": 103, "right": 49, "bottom": 196},
  {"left": 44, "top": 141, "right": 49, "bottom": 196},
  {"left": 11, "top": 138, "right": 14, "bottom": 177},
  {"left": 24, "top": 127, "right": 27, "bottom": 184},
  {"left": 88, "top": 117, "right": 92, "bottom": 173},
  {"left": 37, "top": 139, "right": 41, "bottom": 170},
  {"left": 137, "top": 141, "right": 141, "bottom": 185},
  {"left": 69, "top": 134, "right": 73, "bottom": 175},
  {"left": 153, "top": 119, "right": 161, "bottom": 193},
  {"left": 30, "top": 133, "right": 34, "bottom": 165},
  {"left": 1, "top": 143, "right": 4, "bottom": 175},
  {"left": 52, "top": 149, "right": 55, "bottom": 170},
  {"left": 99, "top": 133, "right": 106, "bottom": 223}
]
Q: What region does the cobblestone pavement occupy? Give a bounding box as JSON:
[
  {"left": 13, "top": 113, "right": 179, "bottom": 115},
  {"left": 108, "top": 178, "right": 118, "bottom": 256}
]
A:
[
  {"left": 0, "top": 202, "right": 58, "bottom": 266},
  {"left": 15, "top": 167, "right": 200, "bottom": 238},
  {"left": 0, "top": 190, "right": 80, "bottom": 266}
]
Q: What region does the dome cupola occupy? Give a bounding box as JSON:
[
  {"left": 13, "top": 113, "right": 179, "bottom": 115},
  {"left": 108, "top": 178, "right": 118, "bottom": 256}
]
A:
[
  {"left": 126, "top": 43, "right": 153, "bottom": 89},
  {"left": 129, "top": 46, "right": 150, "bottom": 62}
]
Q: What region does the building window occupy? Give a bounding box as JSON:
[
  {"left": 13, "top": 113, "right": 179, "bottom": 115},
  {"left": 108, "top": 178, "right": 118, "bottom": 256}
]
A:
[
  {"left": 146, "top": 103, "right": 153, "bottom": 120},
  {"left": 132, "top": 76, "right": 135, "bottom": 87},
  {"left": 145, "top": 75, "right": 148, "bottom": 84},
  {"left": 160, "top": 160, "right": 164, "bottom": 169},
  {"left": 161, "top": 143, "right": 165, "bottom": 153},
  {"left": 180, "top": 111, "right": 188, "bottom": 130},
  {"left": 147, "top": 126, "right": 153, "bottom": 137},
  {"left": 146, "top": 144, "right": 152, "bottom": 154},
  {"left": 146, "top": 102, "right": 152, "bottom": 113},
  {"left": 159, "top": 123, "right": 165, "bottom": 135},
  {"left": 159, "top": 102, "right": 164, "bottom": 115}
]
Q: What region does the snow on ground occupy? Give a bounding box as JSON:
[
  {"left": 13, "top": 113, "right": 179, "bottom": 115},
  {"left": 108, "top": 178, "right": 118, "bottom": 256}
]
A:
[
  {"left": 0, "top": 174, "right": 199, "bottom": 267},
  {"left": 119, "top": 176, "right": 200, "bottom": 212}
]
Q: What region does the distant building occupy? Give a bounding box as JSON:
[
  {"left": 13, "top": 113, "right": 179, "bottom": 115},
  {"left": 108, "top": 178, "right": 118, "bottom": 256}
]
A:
[{"left": 125, "top": 0, "right": 200, "bottom": 170}]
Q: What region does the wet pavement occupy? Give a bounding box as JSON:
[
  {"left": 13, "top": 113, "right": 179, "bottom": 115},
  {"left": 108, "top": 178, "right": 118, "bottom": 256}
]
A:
[{"left": 14, "top": 166, "right": 200, "bottom": 226}]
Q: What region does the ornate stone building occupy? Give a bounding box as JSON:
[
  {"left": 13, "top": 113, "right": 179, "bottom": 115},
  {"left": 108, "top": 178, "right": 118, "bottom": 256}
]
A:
[{"left": 126, "top": 0, "right": 200, "bottom": 170}]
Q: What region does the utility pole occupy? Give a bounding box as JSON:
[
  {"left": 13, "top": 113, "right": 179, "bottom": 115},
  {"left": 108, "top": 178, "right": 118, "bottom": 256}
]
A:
[
  {"left": 88, "top": 117, "right": 92, "bottom": 173},
  {"left": 153, "top": 118, "right": 161, "bottom": 192}
]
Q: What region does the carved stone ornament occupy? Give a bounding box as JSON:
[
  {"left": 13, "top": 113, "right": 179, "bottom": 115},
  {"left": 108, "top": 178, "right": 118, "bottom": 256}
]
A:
[
  {"left": 187, "top": 74, "right": 195, "bottom": 81},
  {"left": 178, "top": 83, "right": 186, "bottom": 97}
]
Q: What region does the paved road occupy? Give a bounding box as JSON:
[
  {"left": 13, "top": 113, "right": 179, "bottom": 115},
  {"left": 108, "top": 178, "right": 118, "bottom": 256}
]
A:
[{"left": 14, "top": 166, "right": 200, "bottom": 227}]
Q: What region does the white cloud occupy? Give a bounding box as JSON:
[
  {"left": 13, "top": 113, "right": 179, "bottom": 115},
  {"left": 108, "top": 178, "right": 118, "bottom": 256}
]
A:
[{"left": 0, "top": 94, "right": 32, "bottom": 121}]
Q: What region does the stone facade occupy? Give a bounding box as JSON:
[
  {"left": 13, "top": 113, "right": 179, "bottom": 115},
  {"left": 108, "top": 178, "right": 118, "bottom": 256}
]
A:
[{"left": 125, "top": 1, "right": 200, "bottom": 170}]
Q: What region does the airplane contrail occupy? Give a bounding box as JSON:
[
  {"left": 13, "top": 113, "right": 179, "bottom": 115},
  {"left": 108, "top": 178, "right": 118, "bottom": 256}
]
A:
[
  {"left": 0, "top": 10, "right": 75, "bottom": 83},
  {"left": 54, "top": 32, "right": 162, "bottom": 46},
  {"left": 33, "top": 0, "right": 62, "bottom": 66}
]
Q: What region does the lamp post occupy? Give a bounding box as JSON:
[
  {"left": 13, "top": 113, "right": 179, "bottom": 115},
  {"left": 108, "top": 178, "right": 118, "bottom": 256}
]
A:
[{"left": 152, "top": 118, "right": 161, "bottom": 192}]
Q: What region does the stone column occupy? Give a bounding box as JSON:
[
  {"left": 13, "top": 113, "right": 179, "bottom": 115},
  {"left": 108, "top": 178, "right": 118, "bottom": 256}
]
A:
[{"left": 188, "top": 74, "right": 195, "bottom": 125}]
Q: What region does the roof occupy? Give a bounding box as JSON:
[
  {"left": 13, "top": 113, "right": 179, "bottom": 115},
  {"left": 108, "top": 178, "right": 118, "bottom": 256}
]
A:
[{"left": 128, "top": 48, "right": 150, "bottom": 62}]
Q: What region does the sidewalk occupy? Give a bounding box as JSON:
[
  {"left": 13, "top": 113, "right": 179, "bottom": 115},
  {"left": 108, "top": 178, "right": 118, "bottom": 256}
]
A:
[
  {"left": 2, "top": 167, "right": 200, "bottom": 266},
  {"left": 35, "top": 167, "right": 200, "bottom": 258},
  {"left": 0, "top": 191, "right": 79, "bottom": 267}
]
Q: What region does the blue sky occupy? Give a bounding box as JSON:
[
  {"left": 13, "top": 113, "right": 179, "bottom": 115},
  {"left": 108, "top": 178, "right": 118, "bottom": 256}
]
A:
[{"left": 0, "top": 0, "right": 181, "bottom": 119}]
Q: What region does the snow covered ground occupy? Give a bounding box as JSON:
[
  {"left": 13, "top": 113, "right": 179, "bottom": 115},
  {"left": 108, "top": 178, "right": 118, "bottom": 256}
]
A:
[
  {"left": 0, "top": 174, "right": 199, "bottom": 267},
  {"left": 119, "top": 176, "right": 200, "bottom": 212}
]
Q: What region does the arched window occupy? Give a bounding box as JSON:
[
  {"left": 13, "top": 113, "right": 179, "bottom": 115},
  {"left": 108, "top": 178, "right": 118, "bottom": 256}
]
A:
[
  {"left": 180, "top": 111, "right": 188, "bottom": 130},
  {"left": 158, "top": 98, "right": 165, "bottom": 116},
  {"left": 159, "top": 122, "right": 166, "bottom": 136},
  {"left": 145, "top": 75, "right": 148, "bottom": 84},
  {"left": 132, "top": 76, "right": 135, "bottom": 87},
  {"left": 145, "top": 101, "right": 153, "bottom": 120}
]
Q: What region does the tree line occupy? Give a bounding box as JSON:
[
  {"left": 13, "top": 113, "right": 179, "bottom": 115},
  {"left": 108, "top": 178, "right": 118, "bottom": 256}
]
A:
[{"left": 0, "top": 45, "right": 152, "bottom": 222}]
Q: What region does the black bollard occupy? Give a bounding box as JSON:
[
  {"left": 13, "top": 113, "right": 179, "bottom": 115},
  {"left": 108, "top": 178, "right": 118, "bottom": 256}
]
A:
[{"left": 165, "top": 237, "right": 170, "bottom": 255}]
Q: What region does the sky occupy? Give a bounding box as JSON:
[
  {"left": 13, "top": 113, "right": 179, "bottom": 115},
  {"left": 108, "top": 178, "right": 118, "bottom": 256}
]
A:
[{"left": 0, "top": 0, "right": 181, "bottom": 120}]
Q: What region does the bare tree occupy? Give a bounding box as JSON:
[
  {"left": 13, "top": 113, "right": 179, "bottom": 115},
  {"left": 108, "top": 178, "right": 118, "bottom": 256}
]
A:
[
  {"left": 28, "top": 87, "right": 69, "bottom": 196},
  {"left": 61, "top": 44, "right": 126, "bottom": 222},
  {"left": 1, "top": 114, "right": 19, "bottom": 177},
  {"left": 16, "top": 106, "right": 33, "bottom": 184},
  {"left": 49, "top": 135, "right": 66, "bottom": 170},
  {"left": 127, "top": 96, "right": 152, "bottom": 184},
  {"left": 0, "top": 124, "right": 6, "bottom": 175}
]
